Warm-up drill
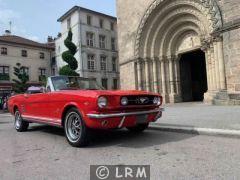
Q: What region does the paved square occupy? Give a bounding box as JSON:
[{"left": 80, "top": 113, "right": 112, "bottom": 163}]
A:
[{"left": 1, "top": 113, "right": 240, "bottom": 179}]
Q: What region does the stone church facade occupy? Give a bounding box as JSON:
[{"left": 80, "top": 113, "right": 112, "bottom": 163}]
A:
[{"left": 117, "top": 0, "right": 240, "bottom": 105}]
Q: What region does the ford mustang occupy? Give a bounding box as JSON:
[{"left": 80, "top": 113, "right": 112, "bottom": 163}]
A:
[{"left": 8, "top": 76, "right": 164, "bottom": 147}]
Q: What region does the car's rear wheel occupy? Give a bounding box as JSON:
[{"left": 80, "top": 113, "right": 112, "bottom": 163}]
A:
[
  {"left": 64, "top": 108, "right": 89, "bottom": 147},
  {"left": 126, "top": 123, "right": 149, "bottom": 133},
  {"left": 14, "top": 109, "right": 29, "bottom": 132}
]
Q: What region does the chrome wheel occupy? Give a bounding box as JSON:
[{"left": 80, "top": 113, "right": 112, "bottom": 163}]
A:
[
  {"left": 15, "top": 111, "right": 22, "bottom": 130},
  {"left": 65, "top": 112, "right": 82, "bottom": 143}
]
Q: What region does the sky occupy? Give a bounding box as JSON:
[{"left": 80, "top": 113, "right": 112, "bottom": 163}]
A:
[{"left": 0, "top": 0, "right": 116, "bottom": 42}]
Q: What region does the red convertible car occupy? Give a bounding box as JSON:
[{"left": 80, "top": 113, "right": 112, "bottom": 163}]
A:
[{"left": 8, "top": 76, "right": 164, "bottom": 147}]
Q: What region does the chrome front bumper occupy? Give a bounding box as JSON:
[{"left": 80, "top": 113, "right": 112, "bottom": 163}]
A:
[{"left": 87, "top": 108, "right": 164, "bottom": 119}]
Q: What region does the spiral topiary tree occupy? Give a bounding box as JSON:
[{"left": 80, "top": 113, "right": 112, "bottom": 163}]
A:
[
  {"left": 12, "top": 63, "right": 29, "bottom": 93},
  {"left": 59, "top": 29, "right": 79, "bottom": 76}
]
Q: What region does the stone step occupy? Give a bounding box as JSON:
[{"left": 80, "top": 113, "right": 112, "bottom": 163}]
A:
[
  {"left": 215, "top": 90, "right": 229, "bottom": 100},
  {"left": 212, "top": 99, "right": 230, "bottom": 106},
  {"left": 229, "top": 94, "right": 240, "bottom": 100},
  {"left": 213, "top": 98, "right": 240, "bottom": 106}
]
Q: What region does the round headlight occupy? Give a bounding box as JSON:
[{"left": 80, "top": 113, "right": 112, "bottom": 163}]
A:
[
  {"left": 121, "top": 97, "right": 128, "bottom": 106},
  {"left": 98, "top": 96, "right": 108, "bottom": 108},
  {"left": 153, "top": 97, "right": 161, "bottom": 106}
]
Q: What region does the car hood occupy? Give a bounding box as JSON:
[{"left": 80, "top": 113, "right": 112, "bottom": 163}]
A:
[{"left": 57, "top": 89, "right": 160, "bottom": 98}]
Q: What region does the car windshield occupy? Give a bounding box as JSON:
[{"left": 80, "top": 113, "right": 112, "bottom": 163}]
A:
[{"left": 51, "top": 76, "right": 104, "bottom": 91}]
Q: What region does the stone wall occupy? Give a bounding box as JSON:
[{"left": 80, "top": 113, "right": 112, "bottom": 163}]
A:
[
  {"left": 223, "top": 28, "right": 240, "bottom": 93},
  {"left": 117, "top": 0, "right": 154, "bottom": 64},
  {"left": 221, "top": 0, "right": 240, "bottom": 94}
]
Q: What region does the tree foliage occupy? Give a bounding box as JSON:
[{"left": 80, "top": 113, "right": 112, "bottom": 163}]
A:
[
  {"left": 12, "top": 63, "right": 29, "bottom": 93},
  {"left": 59, "top": 29, "right": 79, "bottom": 76}
]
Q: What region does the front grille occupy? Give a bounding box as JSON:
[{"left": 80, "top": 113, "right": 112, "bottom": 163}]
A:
[{"left": 123, "top": 95, "right": 156, "bottom": 106}]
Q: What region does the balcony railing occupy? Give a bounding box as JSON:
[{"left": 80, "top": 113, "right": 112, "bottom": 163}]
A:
[{"left": 0, "top": 74, "right": 10, "bottom": 81}]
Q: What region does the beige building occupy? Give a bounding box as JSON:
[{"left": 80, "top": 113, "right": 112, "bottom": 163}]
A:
[
  {"left": 0, "top": 31, "right": 55, "bottom": 96},
  {"left": 55, "top": 6, "right": 119, "bottom": 90},
  {"left": 117, "top": 0, "right": 240, "bottom": 105}
]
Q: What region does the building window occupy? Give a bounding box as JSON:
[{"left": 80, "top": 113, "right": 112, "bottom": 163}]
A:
[
  {"left": 58, "top": 46, "right": 61, "bottom": 53},
  {"left": 110, "top": 22, "right": 114, "bottom": 31},
  {"left": 113, "top": 79, "right": 118, "bottom": 90},
  {"left": 40, "top": 52, "right": 45, "bottom": 59},
  {"left": 52, "top": 68, "right": 56, "bottom": 76},
  {"left": 99, "top": 35, "right": 106, "bottom": 49},
  {"left": 87, "top": 15, "right": 92, "bottom": 25},
  {"left": 20, "top": 67, "right": 29, "bottom": 75},
  {"left": 67, "top": 18, "right": 71, "bottom": 29},
  {"left": 39, "top": 68, "right": 46, "bottom": 82},
  {"left": 21, "top": 50, "right": 28, "bottom": 57},
  {"left": 112, "top": 57, "right": 117, "bottom": 72},
  {"left": 100, "top": 56, "right": 107, "bottom": 71},
  {"left": 0, "top": 66, "right": 10, "bottom": 81},
  {"left": 86, "top": 32, "right": 95, "bottom": 47},
  {"left": 111, "top": 38, "right": 116, "bottom": 51},
  {"left": 102, "top": 78, "right": 108, "bottom": 89},
  {"left": 1, "top": 47, "right": 7, "bottom": 55},
  {"left": 39, "top": 68, "right": 46, "bottom": 76},
  {"left": 99, "top": 19, "right": 104, "bottom": 28},
  {"left": 87, "top": 54, "right": 95, "bottom": 70}
]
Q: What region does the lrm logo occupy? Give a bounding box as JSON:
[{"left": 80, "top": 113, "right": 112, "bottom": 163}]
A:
[{"left": 90, "top": 165, "right": 150, "bottom": 180}]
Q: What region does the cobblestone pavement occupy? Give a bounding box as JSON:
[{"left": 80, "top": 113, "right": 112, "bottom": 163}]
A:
[{"left": 1, "top": 114, "right": 240, "bottom": 180}]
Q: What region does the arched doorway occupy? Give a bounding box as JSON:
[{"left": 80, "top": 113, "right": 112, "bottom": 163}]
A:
[
  {"left": 179, "top": 49, "right": 208, "bottom": 102},
  {"left": 134, "top": 0, "right": 226, "bottom": 103}
]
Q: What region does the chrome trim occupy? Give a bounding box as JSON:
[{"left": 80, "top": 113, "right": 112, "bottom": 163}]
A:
[
  {"left": 118, "top": 116, "right": 126, "bottom": 128},
  {"left": 87, "top": 108, "right": 164, "bottom": 119},
  {"left": 22, "top": 115, "right": 62, "bottom": 127}
]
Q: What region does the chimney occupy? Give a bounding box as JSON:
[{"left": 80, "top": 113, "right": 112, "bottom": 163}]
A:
[
  {"left": 47, "top": 36, "right": 53, "bottom": 42},
  {"left": 57, "top": 33, "right": 62, "bottom": 38},
  {"left": 4, "top": 30, "right": 11, "bottom": 36}
]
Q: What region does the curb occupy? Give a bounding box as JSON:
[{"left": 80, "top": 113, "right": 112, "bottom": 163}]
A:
[{"left": 149, "top": 123, "right": 240, "bottom": 138}]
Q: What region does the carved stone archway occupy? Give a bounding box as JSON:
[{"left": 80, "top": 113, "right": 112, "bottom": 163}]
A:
[{"left": 134, "top": 0, "right": 226, "bottom": 103}]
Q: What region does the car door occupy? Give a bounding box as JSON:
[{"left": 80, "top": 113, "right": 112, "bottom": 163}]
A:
[{"left": 24, "top": 92, "right": 50, "bottom": 121}]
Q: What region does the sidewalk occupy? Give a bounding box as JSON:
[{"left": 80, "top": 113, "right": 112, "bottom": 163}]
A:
[
  {"left": 151, "top": 102, "right": 240, "bottom": 137},
  {"left": 0, "top": 110, "right": 9, "bottom": 114}
]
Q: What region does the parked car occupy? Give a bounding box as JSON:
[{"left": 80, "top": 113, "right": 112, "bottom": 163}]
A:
[{"left": 8, "top": 76, "right": 164, "bottom": 147}]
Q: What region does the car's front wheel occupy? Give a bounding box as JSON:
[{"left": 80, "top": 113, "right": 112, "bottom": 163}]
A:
[
  {"left": 64, "top": 108, "right": 89, "bottom": 147},
  {"left": 126, "top": 123, "right": 149, "bottom": 133},
  {"left": 14, "top": 109, "right": 29, "bottom": 132}
]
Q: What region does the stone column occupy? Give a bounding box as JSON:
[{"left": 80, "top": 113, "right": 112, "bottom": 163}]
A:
[
  {"left": 144, "top": 58, "right": 150, "bottom": 91},
  {"left": 216, "top": 37, "right": 227, "bottom": 90},
  {"left": 174, "top": 58, "right": 181, "bottom": 95},
  {"left": 160, "top": 59, "right": 167, "bottom": 95},
  {"left": 152, "top": 57, "right": 159, "bottom": 93},
  {"left": 206, "top": 49, "right": 213, "bottom": 91},
  {"left": 158, "top": 59, "right": 162, "bottom": 93},
  {"left": 213, "top": 40, "right": 221, "bottom": 90},
  {"left": 210, "top": 44, "right": 217, "bottom": 91},
  {"left": 168, "top": 56, "right": 175, "bottom": 95},
  {"left": 136, "top": 60, "right": 142, "bottom": 90},
  {"left": 201, "top": 41, "right": 212, "bottom": 91}
]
